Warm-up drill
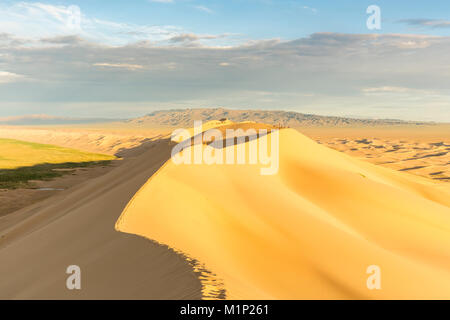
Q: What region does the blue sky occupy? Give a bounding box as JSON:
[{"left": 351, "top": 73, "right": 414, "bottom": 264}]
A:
[
  {"left": 0, "top": 0, "right": 450, "bottom": 121},
  {"left": 11, "top": 0, "right": 449, "bottom": 39}
]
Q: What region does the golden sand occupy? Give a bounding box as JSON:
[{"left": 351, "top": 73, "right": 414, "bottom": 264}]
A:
[{"left": 116, "top": 126, "right": 450, "bottom": 299}]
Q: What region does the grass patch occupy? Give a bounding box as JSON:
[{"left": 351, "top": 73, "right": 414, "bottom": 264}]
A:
[
  {"left": 0, "top": 161, "right": 112, "bottom": 189},
  {"left": 0, "top": 138, "right": 115, "bottom": 170},
  {"left": 0, "top": 138, "right": 116, "bottom": 189}
]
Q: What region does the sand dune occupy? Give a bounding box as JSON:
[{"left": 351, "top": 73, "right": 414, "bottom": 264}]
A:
[
  {"left": 0, "top": 139, "right": 201, "bottom": 299},
  {"left": 318, "top": 136, "right": 449, "bottom": 182},
  {"left": 116, "top": 127, "right": 450, "bottom": 299},
  {"left": 1, "top": 121, "right": 449, "bottom": 299},
  {"left": 0, "top": 126, "right": 168, "bottom": 156}
]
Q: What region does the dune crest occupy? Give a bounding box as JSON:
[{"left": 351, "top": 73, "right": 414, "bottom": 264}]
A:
[{"left": 116, "top": 127, "right": 450, "bottom": 299}]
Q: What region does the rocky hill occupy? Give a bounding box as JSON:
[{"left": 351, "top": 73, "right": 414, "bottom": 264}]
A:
[{"left": 126, "top": 108, "right": 430, "bottom": 128}]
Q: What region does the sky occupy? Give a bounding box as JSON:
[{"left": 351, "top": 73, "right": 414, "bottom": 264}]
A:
[{"left": 0, "top": 0, "right": 450, "bottom": 121}]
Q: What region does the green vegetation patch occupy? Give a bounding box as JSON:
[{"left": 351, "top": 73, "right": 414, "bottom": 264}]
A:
[
  {"left": 0, "top": 161, "right": 112, "bottom": 189},
  {"left": 0, "top": 138, "right": 116, "bottom": 189}
]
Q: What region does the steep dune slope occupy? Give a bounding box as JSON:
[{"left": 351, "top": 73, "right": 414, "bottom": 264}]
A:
[
  {"left": 116, "top": 128, "right": 450, "bottom": 299},
  {"left": 0, "top": 139, "right": 201, "bottom": 299}
]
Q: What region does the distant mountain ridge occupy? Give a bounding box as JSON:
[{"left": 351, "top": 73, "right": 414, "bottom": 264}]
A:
[
  {"left": 2, "top": 109, "right": 436, "bottom": 127},
  {"left": 126, "top": 108, "right": 432, "bottom": 127}
]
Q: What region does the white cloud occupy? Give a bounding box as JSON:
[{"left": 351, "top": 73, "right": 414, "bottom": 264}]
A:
[
  {"left": 0, "top": 2, "right": 82, "bottom": 40},
  {"left": 302, "top": 6, "right": 317, "bottom": 14},
  {"left": 1, "top": 22, "right": 450, "bottom": 121},
  {"left": 362, "top": 86, "right": 436, "bottom": 95},
  {"left": 0, "top": 71, "right": 25, "bottom": 83},
  {"left": 0, "top": 2, "right": 237, "bottom": 48},
  {"left": 0, "top": 2, "right": 185, "bottom": 46},
  {"left": 399, "top": 19, "right": 450, "bottom": 29},
  {"left": 363, "top": 86, "right": 415, "bottom": 94},
  {"left": 93, "top": 63, "right": 144, "bottom": 70},
  {"left": 194, "top": 5, "right": 213, "bottom": 14}
]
